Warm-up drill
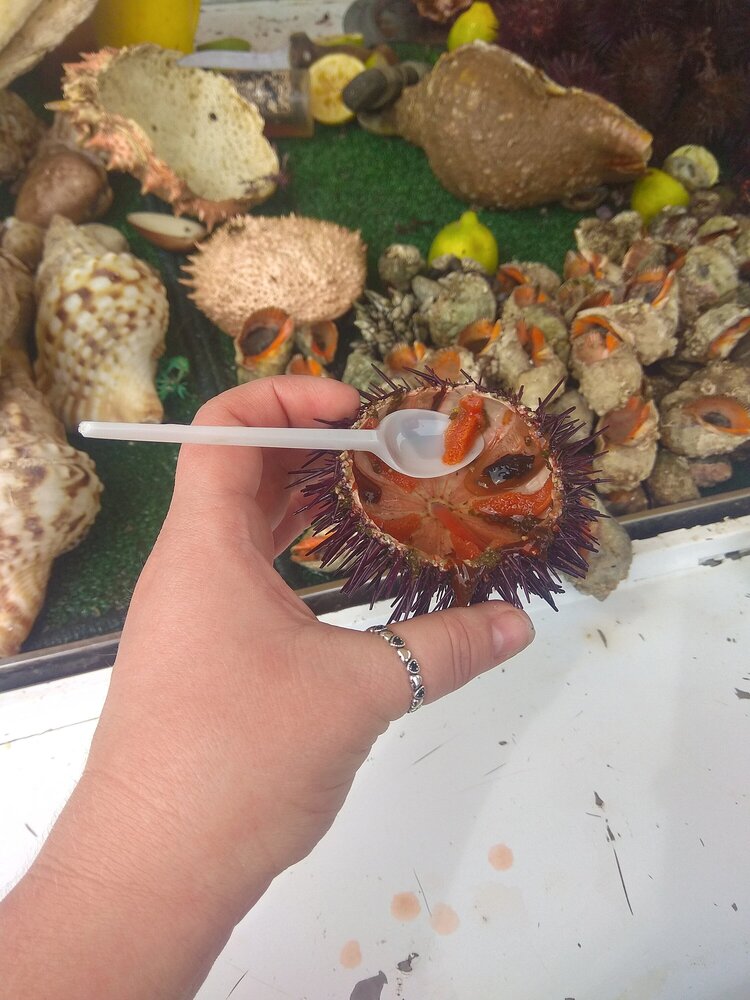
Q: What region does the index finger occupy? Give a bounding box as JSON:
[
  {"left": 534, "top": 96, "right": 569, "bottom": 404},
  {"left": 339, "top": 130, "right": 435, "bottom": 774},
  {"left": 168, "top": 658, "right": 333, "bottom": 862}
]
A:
[{"left": 173, "top": 376, "right": 360, "bottom": 516}]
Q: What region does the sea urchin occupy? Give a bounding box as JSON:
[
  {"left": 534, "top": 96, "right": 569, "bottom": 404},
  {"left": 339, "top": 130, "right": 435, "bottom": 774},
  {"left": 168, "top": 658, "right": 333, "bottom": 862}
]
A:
[{"left": 294, "top": 371, "right": 602, "bottom": 621}]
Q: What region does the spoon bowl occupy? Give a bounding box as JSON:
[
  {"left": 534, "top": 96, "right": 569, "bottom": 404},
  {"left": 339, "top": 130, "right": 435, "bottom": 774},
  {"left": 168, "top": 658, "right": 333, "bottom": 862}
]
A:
[{"left": 78, "top": 408, "right": 485, "bottom": 478}]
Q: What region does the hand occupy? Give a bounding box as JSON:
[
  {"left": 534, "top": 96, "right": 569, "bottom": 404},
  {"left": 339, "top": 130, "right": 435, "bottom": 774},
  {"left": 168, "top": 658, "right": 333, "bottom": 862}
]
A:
[{"left": 0, "top": 376, "right": 534, "bottom": 1000}]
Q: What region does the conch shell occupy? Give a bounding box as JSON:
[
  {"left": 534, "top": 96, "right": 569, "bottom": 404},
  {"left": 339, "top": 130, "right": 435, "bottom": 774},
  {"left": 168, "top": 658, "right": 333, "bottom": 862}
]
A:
[
  {"left": 34, "top": 216, "right": 168, "bottom": 429},
  {"left": 393, "top": 42, "right": 652, "bottom": 208},
  {"left": 0, "top": 349, "right": 102, "bottom": 657},
  {"left": 50, "top": 45, "right": 280, "bottom": 228}
]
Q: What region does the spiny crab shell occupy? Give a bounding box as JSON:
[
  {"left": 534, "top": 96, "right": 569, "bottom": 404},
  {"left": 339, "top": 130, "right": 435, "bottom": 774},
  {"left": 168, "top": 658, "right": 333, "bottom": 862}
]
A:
[
  {"left": 51, "top": 46, "right": 279, "bottom": 228},
  {"left": 295, "top": 372, "right": 601, "bottom": 621}
]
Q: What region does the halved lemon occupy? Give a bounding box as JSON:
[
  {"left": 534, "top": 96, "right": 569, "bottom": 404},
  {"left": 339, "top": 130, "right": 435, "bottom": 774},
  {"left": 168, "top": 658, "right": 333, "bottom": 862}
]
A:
[{"left": 309, "top": 53, "right": 366, "bottom": 125}]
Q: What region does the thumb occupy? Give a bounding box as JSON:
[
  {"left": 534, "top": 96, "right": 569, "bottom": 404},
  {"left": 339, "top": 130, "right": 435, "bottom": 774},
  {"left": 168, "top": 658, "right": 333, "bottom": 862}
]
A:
[{"left": 333, "top": 602, "right": 535, "bottom": 722}]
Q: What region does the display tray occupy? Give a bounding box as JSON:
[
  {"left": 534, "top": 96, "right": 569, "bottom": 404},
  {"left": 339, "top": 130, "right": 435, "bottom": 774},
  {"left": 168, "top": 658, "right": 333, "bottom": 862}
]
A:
[{"left": 3, "top": 60, "right": 749, "bottom": 678}]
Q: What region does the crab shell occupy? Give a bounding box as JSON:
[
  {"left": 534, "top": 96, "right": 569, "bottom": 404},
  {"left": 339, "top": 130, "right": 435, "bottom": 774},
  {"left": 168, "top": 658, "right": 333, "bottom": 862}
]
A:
[
  {"left": 681, "top": 303, "right": 750, "bottom": 363},
  {"left": 34, "top": 216, "right": 168, "bottom": 429},
  {"left": 394, "top": 43, "right": 652, "bottom": 209},
  {"left": 50, "top": 46, "right": 280, "bottom": 229},
  {"left": 0, "top": 349, "right": 102, "bottom": 657},
  {"left": 660, "top": 362, "right": 750, "bottom": 457}
]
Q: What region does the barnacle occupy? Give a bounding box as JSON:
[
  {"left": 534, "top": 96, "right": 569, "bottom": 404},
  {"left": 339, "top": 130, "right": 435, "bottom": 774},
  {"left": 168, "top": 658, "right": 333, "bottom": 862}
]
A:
[{"left": 294, "top": 371, "right": 601, "bottom": 620}]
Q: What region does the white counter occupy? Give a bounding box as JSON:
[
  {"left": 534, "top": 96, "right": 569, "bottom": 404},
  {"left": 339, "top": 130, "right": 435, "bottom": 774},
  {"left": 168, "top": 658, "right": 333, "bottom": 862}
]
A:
[{"left": 3, "top": 516, "right": 749, "bottom": 1000}]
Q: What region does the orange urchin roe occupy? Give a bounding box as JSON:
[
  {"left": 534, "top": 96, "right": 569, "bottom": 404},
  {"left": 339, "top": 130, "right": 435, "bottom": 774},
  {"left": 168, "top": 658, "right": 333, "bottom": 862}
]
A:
[
  {"left": 371, "top": 512, "right": 421, "bottom": 543},
  {"left": 470, "top": 477, "right": 553, "bottom": 520},
  {"left": 369, "top": 455, "right": 421, "bottom": 493},
  {"left": 443, "top": 393, "right": 487, "bottom": 466}
]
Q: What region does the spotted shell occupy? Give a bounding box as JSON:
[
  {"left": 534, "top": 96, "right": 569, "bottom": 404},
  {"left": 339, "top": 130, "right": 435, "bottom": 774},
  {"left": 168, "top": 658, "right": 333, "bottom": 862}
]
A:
[
  {"left": 34, "top": 215, "right": 168, "bottom": 429},
  {"left": 0, "top": 349, "right": 102, "bottom": 657}
]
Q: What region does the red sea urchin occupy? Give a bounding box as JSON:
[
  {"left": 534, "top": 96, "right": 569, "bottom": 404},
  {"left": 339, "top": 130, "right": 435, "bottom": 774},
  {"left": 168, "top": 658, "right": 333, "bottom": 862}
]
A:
[{"left": 294, "top": 371, "right": 602, "bottom": 621}]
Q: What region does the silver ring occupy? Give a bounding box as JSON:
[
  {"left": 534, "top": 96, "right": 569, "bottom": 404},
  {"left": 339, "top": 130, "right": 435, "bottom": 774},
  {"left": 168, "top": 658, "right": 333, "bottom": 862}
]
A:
[{"left": 367, "top": 625, "right": 425, "bottom": 713}]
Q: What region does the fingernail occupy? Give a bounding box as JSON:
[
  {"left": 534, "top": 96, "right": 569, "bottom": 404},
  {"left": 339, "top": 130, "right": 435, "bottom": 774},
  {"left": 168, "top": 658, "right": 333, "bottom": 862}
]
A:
[{"left": 492, "top": 608, "right": 535, "bottom": 660}]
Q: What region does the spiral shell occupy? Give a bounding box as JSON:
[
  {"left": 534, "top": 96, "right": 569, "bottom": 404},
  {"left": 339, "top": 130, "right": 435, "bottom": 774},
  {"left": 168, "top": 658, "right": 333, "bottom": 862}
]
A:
[
  {"left": 34, "top": 216, "right": 168, "bottom": 429},
  {"left": 0, "top": 349, "right": 102, "bottom": 656}
]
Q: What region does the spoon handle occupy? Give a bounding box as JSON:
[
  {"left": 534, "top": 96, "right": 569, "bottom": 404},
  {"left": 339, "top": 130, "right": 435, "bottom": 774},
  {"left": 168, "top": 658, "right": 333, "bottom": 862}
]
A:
[{"left": 77, "top": 421, "right": 380, "bottom": 452}]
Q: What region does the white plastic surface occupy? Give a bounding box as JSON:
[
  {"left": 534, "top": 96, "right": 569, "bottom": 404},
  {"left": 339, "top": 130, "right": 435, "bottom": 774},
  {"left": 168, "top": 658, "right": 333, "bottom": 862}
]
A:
[{"left": 2, "top": 517, "right": 749, "bottom": 999}]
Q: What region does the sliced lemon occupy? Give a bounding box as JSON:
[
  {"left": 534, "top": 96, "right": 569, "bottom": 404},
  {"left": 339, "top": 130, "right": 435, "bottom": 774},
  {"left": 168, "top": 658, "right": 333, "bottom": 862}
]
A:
[{"left": 309, "top": 53, "right": 366, "bottom": 125}]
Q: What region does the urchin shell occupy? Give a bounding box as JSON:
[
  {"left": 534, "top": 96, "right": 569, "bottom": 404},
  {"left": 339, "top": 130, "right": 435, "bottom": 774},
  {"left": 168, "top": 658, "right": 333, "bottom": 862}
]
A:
[
  {"left": 51, "top": 46, "right": 279, "bottom": 228},
  {"left": 0, "top": 349, "right": 102, "bottom": 657},
  {"left": 34, "top": 216, "right": 168, "bottom": 429},
  {"left": 182, "top": 214, "right": 367, "bottom": 337},
  {"left": 0, "top": 90, "right": 44, "bottom": 182},
  {"left": 394, "top": 42, "right": 652, "bottom": 209},
  {"left": 294, "top": 371, "right": 602, "bottom": 621}
]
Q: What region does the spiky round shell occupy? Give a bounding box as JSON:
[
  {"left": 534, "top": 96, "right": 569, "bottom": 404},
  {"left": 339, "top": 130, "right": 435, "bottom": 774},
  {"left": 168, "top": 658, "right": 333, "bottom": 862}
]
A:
[
  {"left": 51, "top": 46, "right": 280, "bottom": 228},
  {"left": 34, "top": 216, "right": 168, "bottom": 430},
  {"left": 294, "top": 372, "right": 601, "bottom": 620},
  {"left": 182, "top": 214, "right": 367, "bottom": 337},
  {"left": 0, "top": 90, "right": 44, "bottom": 182},
  {"left": 0, "top": 350, "right": 102, "bottom": 657}
]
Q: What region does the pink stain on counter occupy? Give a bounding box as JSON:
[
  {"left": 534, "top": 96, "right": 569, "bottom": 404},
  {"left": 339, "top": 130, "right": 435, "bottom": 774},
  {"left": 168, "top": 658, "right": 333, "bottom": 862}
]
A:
[
  {"left": 430, "top": 902, "right": 460, "bottom": 935},
  {"left": 488, "top": 843, "right": 514, "bottom": 871},
  {"left": 390, "top": 891, "right": 421, "bottom": 921},
  {"left": 339, "top": 939, "right": 362, "bottom": 969}
]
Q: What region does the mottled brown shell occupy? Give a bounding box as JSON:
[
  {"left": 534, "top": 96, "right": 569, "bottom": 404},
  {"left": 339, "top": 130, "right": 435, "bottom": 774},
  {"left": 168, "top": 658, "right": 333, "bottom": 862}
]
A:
[{"left": 394, "top": 43, "right": 652, "bottom": 208}]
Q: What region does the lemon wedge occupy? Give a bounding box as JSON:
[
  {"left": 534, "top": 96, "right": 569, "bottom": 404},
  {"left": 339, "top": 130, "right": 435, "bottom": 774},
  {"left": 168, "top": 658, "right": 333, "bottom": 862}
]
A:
[{"left": 309, "top": 53, "right": 366, "bottom": 125}]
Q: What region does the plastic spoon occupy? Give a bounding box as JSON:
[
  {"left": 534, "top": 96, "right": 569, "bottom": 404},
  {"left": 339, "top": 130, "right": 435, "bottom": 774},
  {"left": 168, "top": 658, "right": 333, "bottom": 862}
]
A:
[{"left": 78, "top": 409, "right": 485, "bottom": 479}]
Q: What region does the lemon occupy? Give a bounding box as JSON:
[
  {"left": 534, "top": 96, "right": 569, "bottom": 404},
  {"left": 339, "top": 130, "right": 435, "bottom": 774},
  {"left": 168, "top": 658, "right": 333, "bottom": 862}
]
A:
[
  {"left": 428, "top": 211, "right": 499, "bottom": 273},
  {"left": 447, "top": 2, "right": 500, "bottom": 51},
  {"left": 309, "top": 53, "right": 366, "bottom": 125},
  {"left": 631, "top": 168, "right": 691, "bottom": 225}
]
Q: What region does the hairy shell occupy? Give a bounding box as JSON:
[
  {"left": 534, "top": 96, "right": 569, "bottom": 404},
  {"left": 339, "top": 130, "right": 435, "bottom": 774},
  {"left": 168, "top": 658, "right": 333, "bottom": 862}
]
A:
[
  {"left": 51, "top": 46, "right": 280, "bottom": 227},
  {"left": 681, "top": 304, "right": 750, "bottom": 363},
  {"left": 394, "top": 43, "right": 652, "bottom": 208},
  {"left": 0, "top": 349, "right": 102, "bottom": 656},
  {"left": 34, "top": 216, "right": 168, "bottom": 429},
  {"left": 183, "top": 215, "right": 366, "bottom": 337},
  {"left": 566, "top": 496, "right": 632, "bottom": 602},
  {"left": 235, "top": 307, "right": 295, "bottom": 383}
]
